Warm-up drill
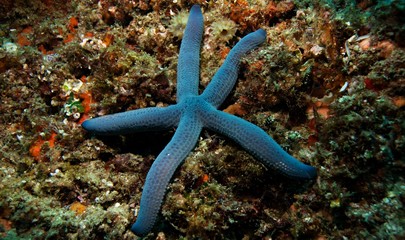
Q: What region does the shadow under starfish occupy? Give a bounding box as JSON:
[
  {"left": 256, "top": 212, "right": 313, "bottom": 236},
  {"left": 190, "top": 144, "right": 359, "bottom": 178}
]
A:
[{"left": 82, "top": 4, "right": 317, "bottom": 237}]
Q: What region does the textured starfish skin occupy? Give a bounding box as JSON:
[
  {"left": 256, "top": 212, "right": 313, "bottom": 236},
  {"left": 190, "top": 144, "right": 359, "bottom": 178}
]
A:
[{"left": 82, "top": 5, "right": 317, "bottom": 236}]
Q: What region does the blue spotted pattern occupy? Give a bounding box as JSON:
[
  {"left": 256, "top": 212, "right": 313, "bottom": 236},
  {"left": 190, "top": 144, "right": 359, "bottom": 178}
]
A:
[{"left": 82, "top": 5, "right": 316, "bottom": 236}]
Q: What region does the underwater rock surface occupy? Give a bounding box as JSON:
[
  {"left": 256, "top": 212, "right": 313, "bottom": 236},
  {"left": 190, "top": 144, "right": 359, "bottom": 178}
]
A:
[{"left": 0, "top": 0, "right": 404, "bottom": 239}]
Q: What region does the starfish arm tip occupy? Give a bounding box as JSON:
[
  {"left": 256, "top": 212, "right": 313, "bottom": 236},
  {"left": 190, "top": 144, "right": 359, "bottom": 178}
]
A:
[
  {"left": 256, "top": 29, "right": 267, "bottom": 43},
  {"left": 190, "top": 4, "right": 201, "bottom": 12},
  {"left": 81, "top": 119, "right": 91, "bottom": 130},
  {"left": 82, "top": 119, "right": 98, "bottom": 132},
  {"left": 305, "top": 164, "right": 317, "bottom": 179},
  {"left": 289, "top": 160, "right": 317, "bottom": 179},
  {"left": 131, "top": 222, "right": 149, "bottom": 237}
]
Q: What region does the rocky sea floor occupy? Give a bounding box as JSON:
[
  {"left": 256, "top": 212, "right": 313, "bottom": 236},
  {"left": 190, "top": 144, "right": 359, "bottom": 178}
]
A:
[{"left": 0, "top": 0, "right": 404, "bottom": 239}]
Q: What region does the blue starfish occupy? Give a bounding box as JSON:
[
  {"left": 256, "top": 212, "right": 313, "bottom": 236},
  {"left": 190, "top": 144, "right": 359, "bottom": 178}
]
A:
[{"left": 82, "top": 5, "right": 316, "bottom": 236}]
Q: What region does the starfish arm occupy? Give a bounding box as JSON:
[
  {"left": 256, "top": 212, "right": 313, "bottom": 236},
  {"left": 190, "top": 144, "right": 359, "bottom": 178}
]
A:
[
  {"left": 201, "top": 29, "right": 266, "bottom": 108},
  {"left": 131, "top": 111, "right": 203, "bottom": 236},
  {"left": 176, "top": 5, "right": 204, "bottom": 102},
  {"left": 81, "top": 105, "right": 181, "bottom": 135},
  {"left": 203, "top": 109, "right": 317, "bottom": 179}
]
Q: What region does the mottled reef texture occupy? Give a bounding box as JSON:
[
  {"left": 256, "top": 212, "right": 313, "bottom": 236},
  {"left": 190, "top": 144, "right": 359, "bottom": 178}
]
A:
[{"left": 0, "top": 0, "right": 404, "bottom": 239}]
